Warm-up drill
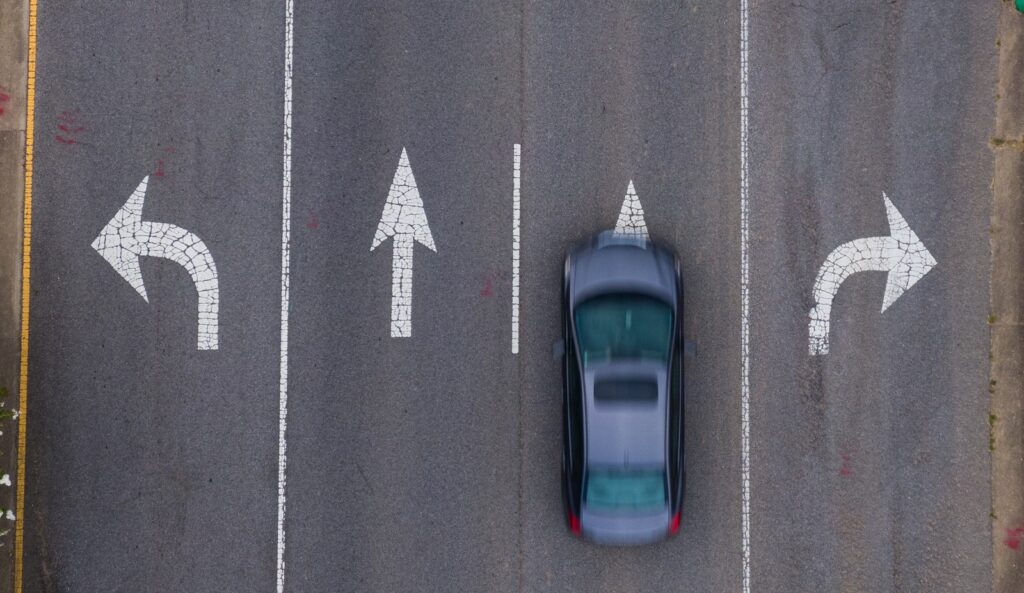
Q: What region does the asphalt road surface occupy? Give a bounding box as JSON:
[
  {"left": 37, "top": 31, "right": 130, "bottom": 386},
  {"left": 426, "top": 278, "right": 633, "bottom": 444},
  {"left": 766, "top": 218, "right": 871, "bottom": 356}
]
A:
[{"left": 20, "top": 2, "right": 997, "bottom": 593}]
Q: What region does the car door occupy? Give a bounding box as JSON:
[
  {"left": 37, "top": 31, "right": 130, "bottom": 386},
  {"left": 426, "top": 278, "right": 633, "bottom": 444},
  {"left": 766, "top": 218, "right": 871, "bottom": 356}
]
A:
[
  {"left": 563, "top": 321, "right": 586, "bottom": 515},
  {"left": 669, "top": 330, "right": 685, "bottom": 511}
]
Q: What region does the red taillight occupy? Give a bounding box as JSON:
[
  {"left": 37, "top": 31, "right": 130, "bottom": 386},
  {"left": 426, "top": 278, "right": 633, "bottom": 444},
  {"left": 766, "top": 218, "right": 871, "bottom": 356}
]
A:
[
  {"left": 569, "top": 512, "right": 582, "bottom": 536},
  {"left": 669, "top": 510, "right": 682, "bottom": 534}
]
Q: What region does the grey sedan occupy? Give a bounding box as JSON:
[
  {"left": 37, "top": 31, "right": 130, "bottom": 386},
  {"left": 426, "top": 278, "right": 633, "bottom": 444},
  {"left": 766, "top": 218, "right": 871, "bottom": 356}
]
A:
[{"left": 559, "top": 230, "right": 685, "bottom": 545}]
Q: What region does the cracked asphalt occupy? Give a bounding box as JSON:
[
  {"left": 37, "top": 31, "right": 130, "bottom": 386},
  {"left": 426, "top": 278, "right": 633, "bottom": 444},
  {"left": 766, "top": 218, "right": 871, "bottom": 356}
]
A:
[{"left": 17, "top": 2, "right": 1000, "bottom": 592}]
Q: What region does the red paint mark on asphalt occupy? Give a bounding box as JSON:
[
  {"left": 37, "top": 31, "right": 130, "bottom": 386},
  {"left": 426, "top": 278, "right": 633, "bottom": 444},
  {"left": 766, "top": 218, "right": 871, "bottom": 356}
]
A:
[
  {"left": 0, "top": 89, "right": 9, "bottom": 116},
  {"left": 839, "top": 451, "right": 854, "bottom": 477},
  {"left": 480, "top": 276, "right": 494, "bottom": 297},
  {"left": 1005, "top": 523, "right": 1024, "bottom": 551},
  {"left": 306, "top": 210, "right": 320, "bottom": 229},
  {"left": 55, "top": 110, "right": 86, "bottom": 145},
  {"left": 153, "top": 146, "right": 176, "bottom": 177}
]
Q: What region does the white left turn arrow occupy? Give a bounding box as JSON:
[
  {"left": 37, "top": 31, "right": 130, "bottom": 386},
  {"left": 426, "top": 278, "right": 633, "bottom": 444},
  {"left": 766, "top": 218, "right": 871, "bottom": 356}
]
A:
[
  {"left": 91, "top": 176, "right": 219, "bottom": 350},
  {"left": 371, "top": 147, "right": 436, "bottom": 338},
  {"left": 808, "top": 192, "right": 937, "bottom": 355}
]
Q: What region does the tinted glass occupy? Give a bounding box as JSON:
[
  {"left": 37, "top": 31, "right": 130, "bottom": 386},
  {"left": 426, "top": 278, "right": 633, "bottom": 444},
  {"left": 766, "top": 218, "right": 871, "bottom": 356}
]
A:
[
  {"left": 585, "top": 468, "right": 667, "bottom": 512},
  {"left": 594, "top": 379, "right": 658, "bottom": 404},
  {"left": 574, "top": 294, "right": 673, "bottom": 366}
]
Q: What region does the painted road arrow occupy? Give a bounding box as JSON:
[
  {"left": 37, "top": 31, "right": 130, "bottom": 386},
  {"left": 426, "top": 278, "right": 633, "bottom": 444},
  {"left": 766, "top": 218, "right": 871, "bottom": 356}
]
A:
[
  {"left": 371, "top": 147, "right": 436, "bottom": 338},
  {"left": 613, "top": 180, "right": 649, "bottom": 239},
  {"left": 91, "top": 176, "right": 219, "bottom": 350},
  {"left": 808, "top": 192, "right": 937, "bottom": 355}
]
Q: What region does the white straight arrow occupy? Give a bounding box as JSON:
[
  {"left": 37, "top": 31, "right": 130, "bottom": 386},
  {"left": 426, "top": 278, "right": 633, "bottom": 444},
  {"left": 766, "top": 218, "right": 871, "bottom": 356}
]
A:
[
  {"left": 808, "top": 192, "right": 937, "bottom": 355},
  {"left": 91, "top": 176, "right": 219, "bottom": 350},
  {"left": 613, "top": 180, "right": 649, "bottom": 240},
  {"left": 371, "top": 147, "right": 436, "bottom": 338}
]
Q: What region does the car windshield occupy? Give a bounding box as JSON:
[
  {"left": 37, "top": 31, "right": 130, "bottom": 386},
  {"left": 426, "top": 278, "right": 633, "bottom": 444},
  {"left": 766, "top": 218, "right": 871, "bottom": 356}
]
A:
[
  {"left": 585, "top": 467, "right": 666, "bottom": 512},
  {"left": 574, "top": 293, "right": 673, "bottom": 366}
]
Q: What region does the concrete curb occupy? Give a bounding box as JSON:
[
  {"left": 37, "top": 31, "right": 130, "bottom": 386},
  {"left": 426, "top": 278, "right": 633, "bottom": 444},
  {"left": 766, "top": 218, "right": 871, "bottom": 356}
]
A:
[
  {"left": 991, "top": 3, "right": 1024, "bottom": 593},
  {"left": 0, "top": 0, "right": 27, "bottom": 589}
]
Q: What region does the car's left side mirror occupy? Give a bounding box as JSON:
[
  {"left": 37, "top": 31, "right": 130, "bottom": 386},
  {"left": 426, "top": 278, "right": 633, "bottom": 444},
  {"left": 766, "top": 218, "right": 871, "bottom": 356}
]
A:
[
  {"left": 552, "top": 339, "right": 565, "bottom": 359},
  {"left": 683, "top": 339, "right": 697, "bottom": 359}
]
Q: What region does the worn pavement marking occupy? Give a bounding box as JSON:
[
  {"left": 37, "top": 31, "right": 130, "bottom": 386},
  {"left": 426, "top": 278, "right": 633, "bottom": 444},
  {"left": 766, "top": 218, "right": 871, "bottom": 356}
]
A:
[
  {"left": 277, "top": 0, "right": 294, "bottom": 590},
  {"left": 512, "top": 143, "right": 521, "bottom": 354},
  {"left": 91, "top": 176, "right": 221, "bottom": 350},
  {"left": 14, "top": 0, "right": 38, "bottom": 590},
  {"left": 740, "top": 0, "right": 751, "bottom": 591},
  {"left": 613, "top": 180, "right": 649, "bottom": 239}
]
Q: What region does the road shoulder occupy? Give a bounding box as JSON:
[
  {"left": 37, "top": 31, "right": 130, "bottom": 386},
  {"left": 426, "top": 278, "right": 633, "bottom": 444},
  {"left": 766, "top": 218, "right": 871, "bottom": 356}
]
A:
[{"left": 991, "top": 4, "right": 1024, "bottom": 592}]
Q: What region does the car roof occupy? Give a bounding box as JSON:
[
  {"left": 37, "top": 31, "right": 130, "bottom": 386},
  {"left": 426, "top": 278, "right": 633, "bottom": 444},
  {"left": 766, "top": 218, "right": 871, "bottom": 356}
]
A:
[{"left": 583, "top": 360, "right": 667, "bottom": 468}]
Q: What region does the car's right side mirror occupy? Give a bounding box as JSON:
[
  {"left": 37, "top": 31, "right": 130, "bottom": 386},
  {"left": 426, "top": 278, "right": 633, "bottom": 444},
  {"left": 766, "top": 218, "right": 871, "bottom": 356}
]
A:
[{"left": 552, "top": 339, "right": 565, "bottom": 359}]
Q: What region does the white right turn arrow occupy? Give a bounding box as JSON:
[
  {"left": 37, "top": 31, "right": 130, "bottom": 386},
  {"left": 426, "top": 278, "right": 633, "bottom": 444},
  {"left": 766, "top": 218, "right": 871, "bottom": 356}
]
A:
[{"left": 808, "top": 192, "right": 937, "bottom": 355}]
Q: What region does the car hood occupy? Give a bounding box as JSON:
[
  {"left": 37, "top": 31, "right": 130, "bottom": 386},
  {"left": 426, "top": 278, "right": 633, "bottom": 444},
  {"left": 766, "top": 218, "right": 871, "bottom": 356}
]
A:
[{"left": 569, "top": 231, "right": 677, "bottom": 305}]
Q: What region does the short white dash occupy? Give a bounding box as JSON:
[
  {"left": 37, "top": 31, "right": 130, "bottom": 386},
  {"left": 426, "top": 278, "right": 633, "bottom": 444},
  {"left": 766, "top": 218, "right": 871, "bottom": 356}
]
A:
[{"left": 512, "top": 144, "right": 521, "bottom": 354}]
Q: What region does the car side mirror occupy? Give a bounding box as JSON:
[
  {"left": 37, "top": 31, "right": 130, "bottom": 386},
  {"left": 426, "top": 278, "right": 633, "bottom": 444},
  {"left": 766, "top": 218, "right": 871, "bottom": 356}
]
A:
[
  {"left": 683, "top": 339, "right": 697, "bottom": 359},
  {"left": 552, "top": 339, "right": 565, "bottom": 359}
]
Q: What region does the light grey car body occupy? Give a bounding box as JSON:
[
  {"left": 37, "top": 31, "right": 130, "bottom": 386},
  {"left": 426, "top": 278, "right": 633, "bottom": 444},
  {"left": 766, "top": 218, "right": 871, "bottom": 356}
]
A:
[{"left": 562, "top": 230, "right": 684, "bottom": 545}]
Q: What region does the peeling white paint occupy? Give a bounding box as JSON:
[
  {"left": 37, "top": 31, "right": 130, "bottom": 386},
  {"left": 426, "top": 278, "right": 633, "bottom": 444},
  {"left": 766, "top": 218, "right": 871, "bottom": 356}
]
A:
[
  {"left": 808, "top": 193, "right": 937, "bottom": 355},
  {"left": 4, "top": 510, "right": 14, "bottom": 521},
  {"left": 91, "top": 176, "right": 219, "bottom": 350},
  {"left": 371, "top": 147, "right": 436, "bottom": 338},
  {"left": 511, "top": 144, "right": 521, "bottom": 354},
  {"left": 276, "top": 0, "right": 295, "bottom": 590},
  {"left": 613, "top": 180, "right": 649, "bottom": 240},
  {"left": 740, "top": 0, "right": 752, "bottom": 588},
  {"left": 0, "top": 474, "right": 9, "bottom": 487}
]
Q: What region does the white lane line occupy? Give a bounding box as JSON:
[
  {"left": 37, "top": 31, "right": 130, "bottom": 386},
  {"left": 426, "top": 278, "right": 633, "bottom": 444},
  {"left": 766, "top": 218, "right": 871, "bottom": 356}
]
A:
[
  {"left": 740, "top": 1, "right": 751, "bottom": 593},
  {"left": 277, "top": 0, "right": 294, "bottom": 590},
  {"left": 511, "top": 143, "right": 521, "bottom": 354}
]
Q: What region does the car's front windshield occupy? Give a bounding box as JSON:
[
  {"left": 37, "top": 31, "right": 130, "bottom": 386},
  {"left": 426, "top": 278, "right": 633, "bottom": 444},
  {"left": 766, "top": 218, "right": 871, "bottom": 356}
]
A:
[
  {"left": 584, "top": 467, "right": 667, "bottom": 512},
  {"left": 574, "top": 293, "right": 673, "bottom": 367}
]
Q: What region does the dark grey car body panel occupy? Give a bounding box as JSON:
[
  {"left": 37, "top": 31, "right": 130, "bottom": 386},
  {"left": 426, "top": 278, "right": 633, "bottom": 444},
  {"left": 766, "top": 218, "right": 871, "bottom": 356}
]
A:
[{"left": 568, "top": 231, "right": 678, "bottom": 306}]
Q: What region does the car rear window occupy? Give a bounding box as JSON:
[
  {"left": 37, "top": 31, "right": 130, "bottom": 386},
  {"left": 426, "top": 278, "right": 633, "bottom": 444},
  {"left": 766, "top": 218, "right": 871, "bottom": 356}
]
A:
[
  {"left": 585, "top": 468, "right": 666, "bottom": 512},
  {"left": 593, "top": 379, "right": 658, "bottom": 404}
]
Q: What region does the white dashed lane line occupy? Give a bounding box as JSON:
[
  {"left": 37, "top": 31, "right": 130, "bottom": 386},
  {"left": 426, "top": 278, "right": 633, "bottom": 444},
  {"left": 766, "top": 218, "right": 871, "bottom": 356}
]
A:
[{"left": 512, "top": 143, "right": 521, "bottom": 354}]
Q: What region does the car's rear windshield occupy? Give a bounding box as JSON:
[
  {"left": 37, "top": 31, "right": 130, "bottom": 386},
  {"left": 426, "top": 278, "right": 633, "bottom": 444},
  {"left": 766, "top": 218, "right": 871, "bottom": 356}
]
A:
[
  {"left": 574, "top": 293, "right": 673, "bottom": 366},
  {"left": 584, "top": 468, "right": 666, "bottom": 512}
]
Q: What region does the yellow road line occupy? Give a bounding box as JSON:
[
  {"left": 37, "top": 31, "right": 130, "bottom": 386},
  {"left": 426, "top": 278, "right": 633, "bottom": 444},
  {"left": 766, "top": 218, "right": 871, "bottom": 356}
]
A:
[{"left": 15, "top": 0, "right": 38, "bottom": 590}]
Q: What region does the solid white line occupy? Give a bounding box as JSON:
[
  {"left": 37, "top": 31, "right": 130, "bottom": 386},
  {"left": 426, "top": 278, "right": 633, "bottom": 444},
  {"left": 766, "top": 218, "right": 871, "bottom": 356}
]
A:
[
  {"left": 740, "top": 1, "right": 751, "bottom": 593},
  {"left": 277, "top": 0, "right": 294, "bottom": 591},
  {"left": 511, "top": 144, "right": 521, "bottom": 354}
]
